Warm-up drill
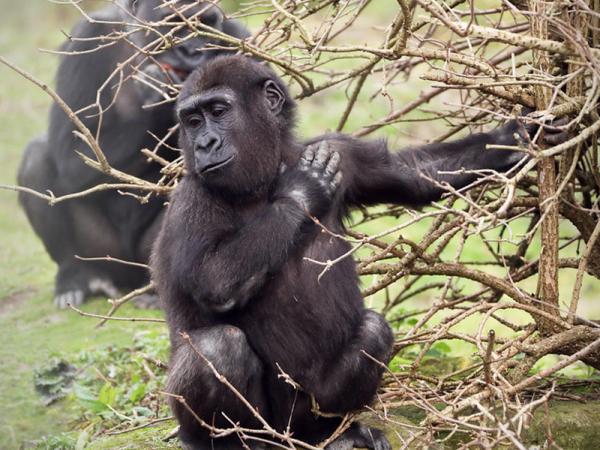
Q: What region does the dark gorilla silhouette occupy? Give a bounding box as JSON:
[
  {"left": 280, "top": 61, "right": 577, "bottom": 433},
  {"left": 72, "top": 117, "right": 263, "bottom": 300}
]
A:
[
  {"left": 17, "top": 0, "right": 249, "bottom": 308},
  {"left": 151, "top": 55, "right": 540, "bottom": 449}
]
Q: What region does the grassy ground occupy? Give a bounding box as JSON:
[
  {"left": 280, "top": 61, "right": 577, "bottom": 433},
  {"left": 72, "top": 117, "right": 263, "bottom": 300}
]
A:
[{"left": 1, "top": 2, "right": 600, "bottom": 449}]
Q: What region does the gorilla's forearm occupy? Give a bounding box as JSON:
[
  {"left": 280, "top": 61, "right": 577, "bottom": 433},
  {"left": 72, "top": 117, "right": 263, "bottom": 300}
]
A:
[
  {"left": 337, "top": 120, "right": 526, "bottom": 208},
  {"left": 184, "top": 199, "right": 309, "bottom": 313}
]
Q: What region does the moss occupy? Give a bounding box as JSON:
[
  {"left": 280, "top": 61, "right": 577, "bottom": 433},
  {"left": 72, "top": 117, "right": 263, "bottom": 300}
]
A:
[{"left": 527, "top": 401, "right": 600, "bottom": 450}]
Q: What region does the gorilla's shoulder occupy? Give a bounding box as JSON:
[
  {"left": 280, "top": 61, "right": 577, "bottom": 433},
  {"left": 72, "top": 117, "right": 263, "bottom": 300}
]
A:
[{"left": 64, "top": 5, "right": 124, "bottom": 46}]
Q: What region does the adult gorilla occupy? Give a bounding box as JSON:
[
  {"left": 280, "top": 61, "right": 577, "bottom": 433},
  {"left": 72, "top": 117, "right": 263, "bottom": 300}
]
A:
[
  {"left": 151, "top": 55, "right": 555, "bottom": 449},
  {"left": 17, "top": 0, "right": 249, "bottom": 308}
]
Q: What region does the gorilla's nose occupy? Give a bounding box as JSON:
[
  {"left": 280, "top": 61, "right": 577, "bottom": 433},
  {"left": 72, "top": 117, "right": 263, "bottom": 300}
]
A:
[
  {"left": 175, "top": 41, "right": 199, "bottom": 58},
  {"left": 174, "top": 41, "right": 209, "bottom": 68},
  {"left": 195, "top": 134, "right": 221, "bottom": 154}
]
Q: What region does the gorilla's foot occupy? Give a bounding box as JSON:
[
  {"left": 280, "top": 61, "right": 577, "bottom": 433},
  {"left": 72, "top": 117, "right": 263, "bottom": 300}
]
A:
[
  {"left": 54, "top": 269, "right": 120, "bottom": 309},
  {"left": 54, "top": 289, "right": 86, "bottom": 309},
  {"left": 326, "top": 422, "right": 391, "bottom": 450}
]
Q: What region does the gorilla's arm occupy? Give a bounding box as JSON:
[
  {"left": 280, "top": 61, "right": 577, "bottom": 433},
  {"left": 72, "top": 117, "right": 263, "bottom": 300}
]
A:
[
  {"left": 334, "top": 120, "right": 527, "bottom": 208},
  {"left": 174, "top": 145, "right": 340, "bottom": 313},
  {"left": 49, "top": 9, "right": 141, "bottom": 192},
  {"left": 183, "top": 199, "right": 307, "bottom": 313}
]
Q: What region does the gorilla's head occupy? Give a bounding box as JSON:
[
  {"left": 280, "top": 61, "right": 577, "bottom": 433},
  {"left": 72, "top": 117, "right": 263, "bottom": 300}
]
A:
[
  {"left": 122, "top": 1, "right": 235, "bottom": 79},
  {"left": 177, "top": 55, "right": 297, "bottom": 196}
]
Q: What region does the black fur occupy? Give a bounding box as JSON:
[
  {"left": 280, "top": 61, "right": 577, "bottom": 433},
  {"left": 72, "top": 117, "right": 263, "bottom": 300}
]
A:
[
  {"left": 17, "top": 1, "right": 249, "bottom": 308},
  {"left": 151, "top": 55, "right": 531, "bottom": 449}
]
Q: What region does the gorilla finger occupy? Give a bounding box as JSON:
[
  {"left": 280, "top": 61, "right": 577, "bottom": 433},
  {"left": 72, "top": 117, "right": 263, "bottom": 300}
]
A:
[
  {"left": 330, "top": 171, "right": 343, "bottom": 190},
  {"left": 521, "top": 106, "right": 536, "bottom": 117},
  {"left": 72, "top": 291, "right": 84, "bottom": 307},
  {"left": 549, "top": 116, "right": 570, "bottom": 128},
  {"left": 53, "top": 295, "right": 65, "bottom": 309},
  {"left": 301, "top": 145, "right": 317, "bottom": 166},
  {"left": 544, "top": 131, "right": 569, "bottom": 146},
  {"left": 543, "top": 118, "right": 569, "bottom": 135},
  {"left": 324, "top": 151, "right": 341, "bottom": 178},
  {"left": 313, "top": 140, "right": 332, "bottom": 169},
  {"left": 503, "top": 149, "right": 528, "bottom": 166},
  {"left": 367, "top": 430, "right": 391, "bottom": 450}
]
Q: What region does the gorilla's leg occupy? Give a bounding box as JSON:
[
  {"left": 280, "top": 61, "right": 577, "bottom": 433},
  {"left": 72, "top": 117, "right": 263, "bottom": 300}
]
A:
[
  {"left": 53, "top": 198, "right": 133, "bottom": 307},
  {"left": 18, "top": 137, "right": 122, "bottom": 307},
  {"left": 312, "top": 310, "right": 394, "bottom": 450},
  {"left": 18, "top": 136, "right": 72, "bottom": 266},
  {"left": 167, "top": 326, "right": 268, "bottom": 450}
]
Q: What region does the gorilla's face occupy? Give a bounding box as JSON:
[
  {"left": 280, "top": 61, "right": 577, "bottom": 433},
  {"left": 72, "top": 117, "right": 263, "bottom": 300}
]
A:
[
  {"left": 177, "top": 81, "right": 287, "bottom": 196},
  {"left": 127, "top": 1, "right": 226, "bottom": 79}
]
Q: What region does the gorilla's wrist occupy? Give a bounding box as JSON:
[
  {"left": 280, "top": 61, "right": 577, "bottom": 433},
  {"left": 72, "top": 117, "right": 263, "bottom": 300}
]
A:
[
  {"left": 494, "top": 120, "right": 530, "bottom": 146},
  {"left": 276, "top": 171, "right": 331, "bottom": 217}
]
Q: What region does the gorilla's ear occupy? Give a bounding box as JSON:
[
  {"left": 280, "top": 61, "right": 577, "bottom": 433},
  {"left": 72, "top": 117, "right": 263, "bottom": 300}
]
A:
[{"left": 263, "top": 80, "right": 285, "bottom": 116}]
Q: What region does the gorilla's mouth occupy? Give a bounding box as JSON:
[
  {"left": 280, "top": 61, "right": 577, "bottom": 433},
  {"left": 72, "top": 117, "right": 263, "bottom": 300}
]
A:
[
  {"left": 211, "top": 298, "right": 237, "bottom": 313},
  {"left": 200, "top": 155, "right": 235, "bottom": 174},
  {"left": 160, "top": 63, "right": 191, "bottom": 80}
]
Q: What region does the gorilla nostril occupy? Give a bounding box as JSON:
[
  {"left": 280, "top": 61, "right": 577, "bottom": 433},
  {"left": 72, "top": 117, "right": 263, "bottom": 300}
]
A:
[
  {"left": 206, "top": 137, "right": 217, "bottom": 152},
  {"left": 197, "top": 136, "right": 220, "bottom": 153},
  {"left": 176, "top": 44, "right": 198, "bottom": 59}
]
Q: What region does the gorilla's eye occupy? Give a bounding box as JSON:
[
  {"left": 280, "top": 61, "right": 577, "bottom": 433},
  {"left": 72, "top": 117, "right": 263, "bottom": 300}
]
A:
[
  {"left": 185, "top": 115, "right": 204, "bottom": 128},
  {"left": 210, "top": 105, "right": 228, "bottom": 118}
]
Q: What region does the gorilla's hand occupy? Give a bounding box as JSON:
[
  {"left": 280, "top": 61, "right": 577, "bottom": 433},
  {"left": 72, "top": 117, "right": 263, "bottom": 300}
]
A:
[
  {"left": 280, "top": 140, "right": 343, "bottom": 218},
  {"left": 521, "top": 110, "right": 570, "bottom": 146},
  {"left": 490, "top": 111, "right": 570, "bottom": 171},
  {"left": 496, "top": 110, "right": 570, "bottom": 148}
]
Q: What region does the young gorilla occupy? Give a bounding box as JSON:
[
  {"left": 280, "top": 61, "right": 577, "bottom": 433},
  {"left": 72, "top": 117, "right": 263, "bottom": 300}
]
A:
[
  {"left": 152, "top": 55, "right": 533, "bottom": 449},
  {"left": 17, "top": 0, "right": 248, "bottom": 308}
]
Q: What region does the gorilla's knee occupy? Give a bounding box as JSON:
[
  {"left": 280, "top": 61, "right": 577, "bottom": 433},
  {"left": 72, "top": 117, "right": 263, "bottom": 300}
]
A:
[
  {"left": 183, "top": 325, "right": 259, "bottom": 377},
  {"left": 362, "top": 309, "right": 394, "bottom": 363},
  {"left": 17, "top": 135, "right": 52, "bottom": 190},
  {"left": 167, "top": 326, "right": 266, "bottom": 436}
]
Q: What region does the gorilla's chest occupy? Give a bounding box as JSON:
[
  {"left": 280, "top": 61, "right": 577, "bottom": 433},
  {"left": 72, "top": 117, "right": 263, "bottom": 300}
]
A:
[{"left": 234, "top": 231, "right": 362, "bottom": 368}]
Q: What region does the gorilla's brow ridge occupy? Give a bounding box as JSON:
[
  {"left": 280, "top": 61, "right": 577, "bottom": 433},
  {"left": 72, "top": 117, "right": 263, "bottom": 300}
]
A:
[{"left": 177, "top": 88, "right": 235, "bottom": 116}]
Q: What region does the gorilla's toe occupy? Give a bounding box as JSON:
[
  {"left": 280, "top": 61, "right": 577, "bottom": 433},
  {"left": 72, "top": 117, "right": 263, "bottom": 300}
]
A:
[{"left": 54, "top": 290, "right": 85, "bottom": 309}]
